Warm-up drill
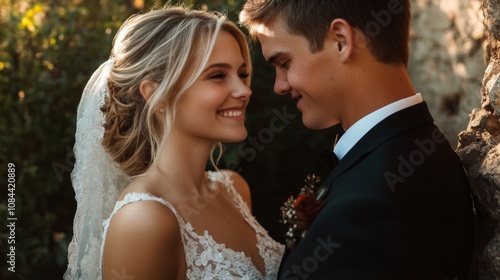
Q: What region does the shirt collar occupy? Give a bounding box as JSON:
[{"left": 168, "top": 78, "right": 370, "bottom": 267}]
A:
[{"left": 334, "top": 93, "right": 423, "bottom": 160}]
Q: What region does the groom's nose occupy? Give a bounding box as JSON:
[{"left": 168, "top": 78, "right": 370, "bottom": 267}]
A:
[{"left": 274, "top": 69, "right": 291, "bottom": 95}]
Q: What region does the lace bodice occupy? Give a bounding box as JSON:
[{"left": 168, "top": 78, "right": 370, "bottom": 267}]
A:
[{"left": 99, "top": 170, "right": 284, "bottom": 279}]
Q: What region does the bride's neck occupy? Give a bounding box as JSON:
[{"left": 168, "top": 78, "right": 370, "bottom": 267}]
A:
[{"left": 144, "top": 137, "right": 215, "bottom": 196}]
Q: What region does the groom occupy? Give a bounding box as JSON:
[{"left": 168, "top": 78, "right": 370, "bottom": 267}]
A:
[{"left": 240, "top": 1, "right": 474, "bottom": 279}]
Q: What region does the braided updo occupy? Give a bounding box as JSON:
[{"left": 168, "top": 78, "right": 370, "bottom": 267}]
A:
[{"left": 100, "top": 6, "right": 252, "bottom": 176}]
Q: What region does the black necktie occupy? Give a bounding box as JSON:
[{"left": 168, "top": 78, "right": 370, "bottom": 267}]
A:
[{"left": 319, "top": 147, "right": 339, "bottom": 170}]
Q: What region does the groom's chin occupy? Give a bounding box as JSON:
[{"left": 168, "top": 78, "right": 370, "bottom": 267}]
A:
[{"left": 302, "top": 118, "right": 341, "bottom": 131}]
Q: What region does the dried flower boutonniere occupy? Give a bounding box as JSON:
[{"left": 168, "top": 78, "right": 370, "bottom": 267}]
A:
[{"left": 280, "top": 174, "right": 328, "bottom": 250}]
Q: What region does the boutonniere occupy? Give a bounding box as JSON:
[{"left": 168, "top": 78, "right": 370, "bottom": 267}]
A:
[{"left": 280, "top": 174, "right": 328, "bottom": 249}]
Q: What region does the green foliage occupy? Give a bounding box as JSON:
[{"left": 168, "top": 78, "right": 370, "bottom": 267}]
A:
[
  {"left": 0, "top": 0, "right": 137, "bottom": 278},
  {"left": 0, "top": 0, "right": 339, "bottom": 278}
]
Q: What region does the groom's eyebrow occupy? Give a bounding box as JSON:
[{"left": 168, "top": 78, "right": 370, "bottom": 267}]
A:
[{"left": 267, "top": 52, "right": 284, "bottom": 65}]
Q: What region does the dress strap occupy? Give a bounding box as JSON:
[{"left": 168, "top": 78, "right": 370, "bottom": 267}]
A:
[{"left": 112, "top": 192, "right": 180, "bottom": 216}]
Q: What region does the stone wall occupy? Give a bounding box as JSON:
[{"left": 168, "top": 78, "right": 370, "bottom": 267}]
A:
[
  {"left": 409, "top": 0, "right": 486, "bottom": 146},
  {"left": 410, "top": 0, "right": 500, "bottom": 279},
  {"left": 451, "top": 0, "right": 500, "bottom": 279}
]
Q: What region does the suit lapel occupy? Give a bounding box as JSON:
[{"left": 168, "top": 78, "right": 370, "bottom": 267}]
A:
[{"left": 322, "top": 102, "right": 435, "bottom": 186}]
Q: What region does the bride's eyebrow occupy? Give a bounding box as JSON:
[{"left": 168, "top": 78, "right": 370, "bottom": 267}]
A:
[
  {"left": 203, "top": 62, "right": 247, "bottom": 72},
  {"left": 204, "top": 63, "right": 231, "bottom": 71}
]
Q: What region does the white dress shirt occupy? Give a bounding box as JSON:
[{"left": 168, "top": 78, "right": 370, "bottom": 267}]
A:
[{"left": 334, "top": 93, "right": 424, "bottom": 160}]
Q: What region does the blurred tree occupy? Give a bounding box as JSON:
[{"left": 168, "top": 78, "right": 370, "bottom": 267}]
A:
[
  {"left": 0, "top": 0, "right": 137, "bottom": 278},
  {"left": 0, "top": 0, "right": 338, "bottom": 278}
]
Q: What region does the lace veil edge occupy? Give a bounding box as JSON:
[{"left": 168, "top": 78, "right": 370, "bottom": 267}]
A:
[{"left": 64, "top": 60, "right": 130, "bottom": 280}]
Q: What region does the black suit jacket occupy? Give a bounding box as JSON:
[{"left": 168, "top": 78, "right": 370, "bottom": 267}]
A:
[{"left": 278, "top": 102, "right": 474, "bottom": 280}]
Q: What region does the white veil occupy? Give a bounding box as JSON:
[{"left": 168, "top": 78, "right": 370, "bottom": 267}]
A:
[{"left": 64, "top": 59, "right": 131, "bottom": 279}]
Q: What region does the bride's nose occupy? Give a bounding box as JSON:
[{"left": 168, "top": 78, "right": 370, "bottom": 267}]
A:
[{"left": 232, "top": 79, "right": 252, "bottom": 100}]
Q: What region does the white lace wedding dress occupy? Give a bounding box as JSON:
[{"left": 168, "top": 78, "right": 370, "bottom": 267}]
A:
[{"left": 99, "top": 170, "right": 284, "bottom": 279}]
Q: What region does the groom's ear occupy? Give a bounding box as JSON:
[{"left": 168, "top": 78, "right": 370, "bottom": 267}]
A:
[
  {"left": 139, "top": 80, "right": 157, "bottom": 101},
  {"left": 327, "top": 19, "right": 365, "bottom": 63}
]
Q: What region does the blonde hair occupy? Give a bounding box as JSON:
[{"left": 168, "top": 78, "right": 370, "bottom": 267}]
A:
[{"left": 101, "top": 5, "right": 252, "bottom": 176}]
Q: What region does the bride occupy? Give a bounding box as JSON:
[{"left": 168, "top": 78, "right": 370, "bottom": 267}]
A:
[{"left": 64, "top": 5, "right": 284, "bottom": 280}]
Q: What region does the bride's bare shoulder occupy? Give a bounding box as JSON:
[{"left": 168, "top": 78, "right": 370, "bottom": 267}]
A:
[{"left": 102, "top": 198, "right": 183, "bottom": 279}]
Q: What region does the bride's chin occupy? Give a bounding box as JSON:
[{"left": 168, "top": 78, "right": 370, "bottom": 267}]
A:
[{"left": 222, "top": 131, "right": 248, "bottom": 143}]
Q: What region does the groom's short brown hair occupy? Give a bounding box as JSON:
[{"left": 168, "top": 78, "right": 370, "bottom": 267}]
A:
[{"left": 239, "top": 0, "right": 411, "bottom": 66}]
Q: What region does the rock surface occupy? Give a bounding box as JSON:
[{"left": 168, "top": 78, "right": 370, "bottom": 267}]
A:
[
  {"left": 409, "top": 0, "right": 486, "bottom": 145},
  {"left": 456, "top": 0, "right": 500, "bottom": 279}
]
